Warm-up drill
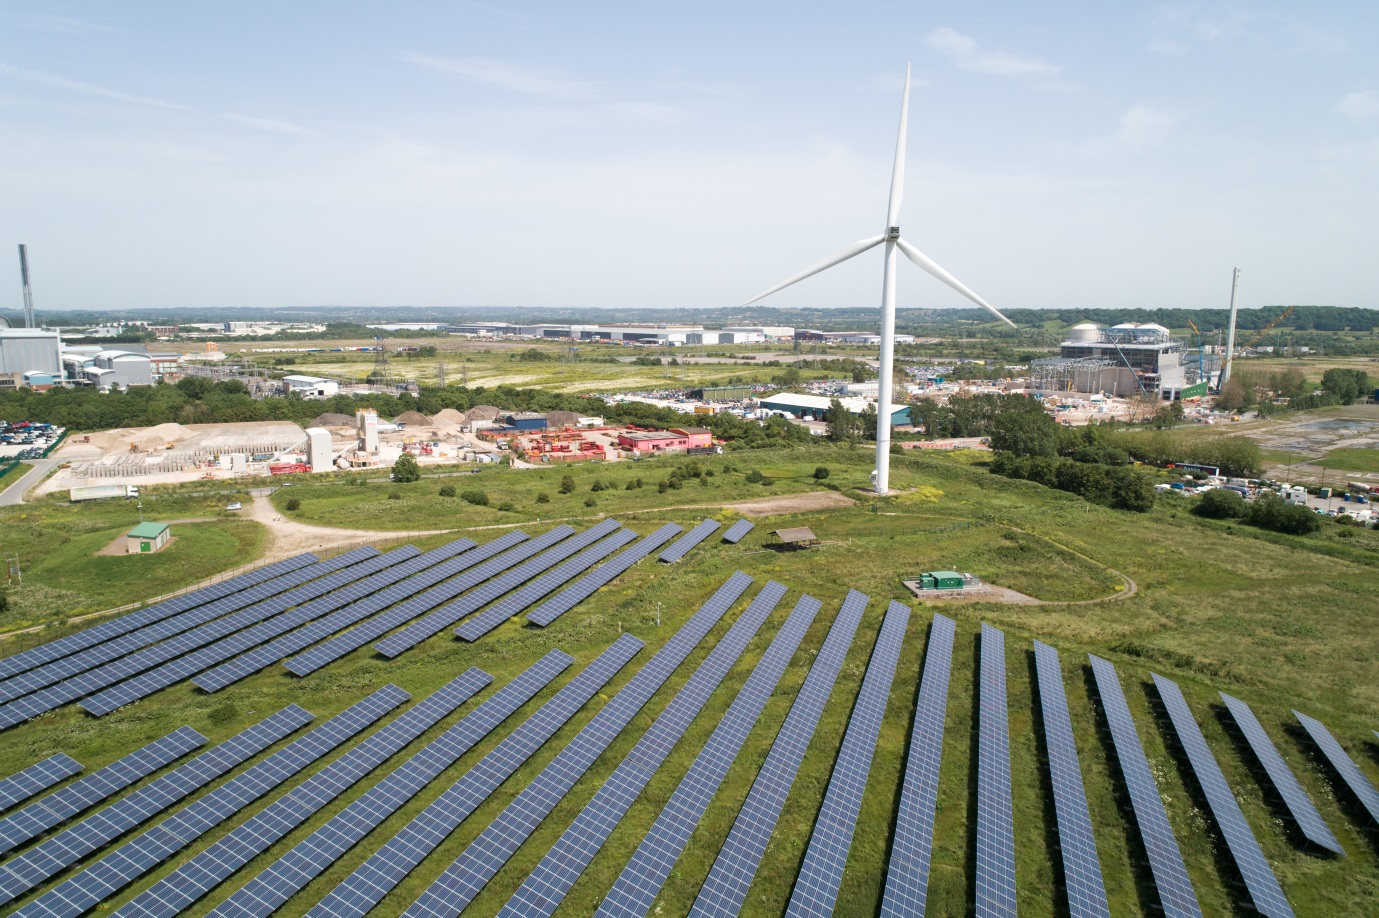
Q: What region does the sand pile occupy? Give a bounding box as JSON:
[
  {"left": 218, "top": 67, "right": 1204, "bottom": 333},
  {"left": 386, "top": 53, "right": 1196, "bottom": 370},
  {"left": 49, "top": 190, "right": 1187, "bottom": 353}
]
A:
[
  {"left": 131, "top": 422, "right": 195, "bottom": 451},
  {"left": 432, "top": 408, "right": 466, "bottom": 427},
  {"left": 546, "top": 410, "right": 579, "bottom": 429},
  {"left": 465, "top": 405, "right": 502, "bottom": 422},
  {"left": 394, "top": 410, "right": 432, "bottom": 427},
  {"left": 311, "top": 412, "right": 355, "bottom": 429}
]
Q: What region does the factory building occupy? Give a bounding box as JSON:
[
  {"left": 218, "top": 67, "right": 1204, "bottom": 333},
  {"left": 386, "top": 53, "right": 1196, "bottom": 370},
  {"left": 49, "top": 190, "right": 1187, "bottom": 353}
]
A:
[
  {"left": 445, "top": 323, "right": 789, "bottom": 345},
  {"left": 282, "top": 375, "right": 340, "bottom": 399},
  {"left": 0, "top": 329, "right": 63, "bottom": 381},
  {"left": 1031, "top": 322, "right": 1205, "bottom": 399},
  {"left": 758, "top": 392, "right": 911, "bottom": 426}
]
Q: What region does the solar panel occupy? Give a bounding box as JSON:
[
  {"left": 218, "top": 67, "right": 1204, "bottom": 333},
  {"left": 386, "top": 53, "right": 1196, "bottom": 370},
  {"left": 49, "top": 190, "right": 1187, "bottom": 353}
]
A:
[
  {"left": 0, "top": 553, "right": 341, "bottom": 706},
  {"left": 77, "top": 547, "right": 415, "bottom": 716},
  {"left": 285, "top": 530, "right": 531, "bottom": 676},
  {"left": 1153, "top": 675, "right": 1294, "bottom": 918},
  {"left": 1294, "top": 709, "right": 1379, "bottom": 828},
  {"left": 0, "top": 706, "right": 312, "bottom": 907},
  {"left": 721, "top": 518, "right": 755, "bottom": 543},
  {"left": 1033, "top": 641, "right": 1110, "bottom": 918},
  {"left": 204, "top": 651, "right": 571, "bottom": 918},
  {"left": 527, "top": 523, "right": 682, "bottom": 627},
  {"left": 1088, "top": 655, "right": 1201, "bottom": 918},
  {"left": 684, "top": 589, "right": 868, "bottom": 918},
  {"left": 0, "top": 755, "right": 82, "bottom": 814},
  {"left": 398, "top": 573, "right": 758, "bottom": 918},
  {"left": 11, "top": 687, "right": 407, "bottom": 918},
  {"left": 0, "top": 727, "right": 204, "bottom": 858},
  {"left": 658, "top": 518, "right": 721, "bottom": 563},
  {"left": 306, "top": 635, "right": 644, "bottom": 918},
  {"left": 596, "top": 592, "right": 823, "bottom": 918},
  {"left": 0, "top": 548, "right": 384, "bottom": 728},
  {"left": 0, "top": 553, "right": 316, "bottom": 683},
  {"left": 194, "top": 538, "right": 480, "bottom": 692},
  {"left": 785, "top": 600, "right": 910, "bottom": 918},
  {"left": 500, "top": 581, "right": 789, "bottom": 918},
  {"left": 106, "top": 672, "right": 488, "bottom": 918},
  {"left": 375, "top": 525, "right": 591, "bottom": 657},
  {"left": 456, "top": 526, "right": 639, "bottom": 641},
  {"left": 972, "top": 624, "right": 1017, "bottom": 918},
  {"left": 878, "top": 612, "right": 956, "bottom": 918}
]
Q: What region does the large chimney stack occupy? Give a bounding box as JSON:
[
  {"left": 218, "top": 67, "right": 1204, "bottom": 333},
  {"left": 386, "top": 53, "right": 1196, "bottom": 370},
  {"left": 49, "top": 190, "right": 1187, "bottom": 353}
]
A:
[{"left": 17, "top": 245, "right": 36, "bottom": 329}]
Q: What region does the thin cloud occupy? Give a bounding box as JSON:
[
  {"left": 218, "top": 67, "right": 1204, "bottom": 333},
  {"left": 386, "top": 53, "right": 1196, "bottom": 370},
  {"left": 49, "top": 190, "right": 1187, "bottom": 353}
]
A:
[
  {"left": 223, "top": 113, "right": 318, "bottom": 137},
  {"left": 654, "top": 79, "right": 737, "bottom": 96},
  {"left": 1148, "top": 3, "right": 1345, "bottom": 56},
  {"left": 927, "top": 27, "right": 1062, "bottom": 78},
  {"left": 403, "top": 53, "right": 599, "bottom": 98},
  {"left": 1083, "top": 106, "right": 1180, "bottom": 157},
  {"left": 605, "top": 101, "right": 688, "bottom": 124},
  {"left": 0, "top": 63, "right": 191, "bottom": 110},
  {"left": 1335, "top": 90, "right": 1379, "bottom": 123}
]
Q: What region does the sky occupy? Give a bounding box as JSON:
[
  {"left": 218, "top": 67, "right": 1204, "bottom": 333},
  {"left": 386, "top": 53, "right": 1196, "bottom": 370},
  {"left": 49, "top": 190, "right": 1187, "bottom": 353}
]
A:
[{"left": 1, "top": 1, "right": 1376, "bottom": 314}]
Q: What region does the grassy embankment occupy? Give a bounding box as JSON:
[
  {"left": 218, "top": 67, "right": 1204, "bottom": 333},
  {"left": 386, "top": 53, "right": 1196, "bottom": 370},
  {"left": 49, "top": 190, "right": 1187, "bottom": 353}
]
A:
[{"left": 0, "top": 448, "right": 1375, "bottom": 916}]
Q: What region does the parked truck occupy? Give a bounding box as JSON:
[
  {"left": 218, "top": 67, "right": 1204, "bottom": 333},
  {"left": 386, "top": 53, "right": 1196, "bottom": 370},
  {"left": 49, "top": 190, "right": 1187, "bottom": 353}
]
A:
[{"left": 69, "top": 484, "right": 140, "bottom": 502}]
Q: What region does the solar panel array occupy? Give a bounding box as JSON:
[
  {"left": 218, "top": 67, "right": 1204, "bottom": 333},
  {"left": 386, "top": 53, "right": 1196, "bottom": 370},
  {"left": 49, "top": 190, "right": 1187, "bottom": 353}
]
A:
[
  {"left": 77, "top": 547, "right": 411, "bottom": 716},
  {"left": 1088, "top": 655, "right": 1201, "bottom": 918},
  {"left": 658, "top": 518, "right": 721, "bottom": 563},
  {"left": 194, "top": 538, "right": 480, "bottom": 692},
  {"left": 374, "top": 525, "right": 587, "bottom": 657},
  {"left": 500, "top": 581, "right": 789, "bottom": 918},
  {"left": 0, "top": 755, "right": 82, "bottom": 813},
  {"left": 285, "top": 530, "right": 531, "bottom": 676},
  {"left": 404, "top": 573, "right": 756, "bottom": 918},
  {"left": 974, "top": 624, "right": 1017, "bottom": 918},
  {"left": 721, "top": 518, "right": 755, "bottom": 544},
  {"left": 595, "top": 593, "right": 822, "bottom": 918},
  {"left": 878, "top": 612, "right": 956, "bottom": 918},
  {"left": 206, "top": 651, "right": 572, "bottom": 918},
  {"left": 1294, "top": 709, "right": 1379, "bottom": 828},
  {"left": 1153, "top": 675, "right": 1294, "bottom": 918},
  {"left": 1032, "top": 641, "right": 1110, "bottom": 918},
  {"left": 786, "top": 600, "right": 910, "bottom": 918},
  {"left": 686, "top": 589, "right": 868, "bottom": 918},
  {"left": 456, "top": 525, "right": 639, "bottom": 641},
  {"left": 14, "top": 688, "right": 406, "bottom": 918},
  {"left": 108, "top": 673, "right": 488, "bottom": 918},
  {"left": 0, "top": 553, "right": 315, "bottom": 683},
  {"left": 0, "top": 727, "right": 204, "bottom": 858},
  {"left": 526, "top": 523, "right": 683, "bottom": 627},
  {"left": 308, "top": 634, "right": 644, "bottom": 918},
  {"left": 0, "top": 706, "right": 312, "bottom": 907},
  {"left": 1219, "top": 694, "right": 1340, "bottom": 854}
]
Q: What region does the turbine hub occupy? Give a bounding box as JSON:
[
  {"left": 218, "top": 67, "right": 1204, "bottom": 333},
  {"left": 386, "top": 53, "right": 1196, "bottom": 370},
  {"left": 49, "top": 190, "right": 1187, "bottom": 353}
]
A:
[{"left": 886, "top": 225, "right": 901, "bottom": 240}]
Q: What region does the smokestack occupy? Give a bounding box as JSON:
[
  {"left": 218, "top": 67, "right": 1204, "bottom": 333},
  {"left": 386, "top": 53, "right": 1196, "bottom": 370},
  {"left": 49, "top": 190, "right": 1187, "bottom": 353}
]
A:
[
  {"left": 1219, "top": 267, "right": 1240, "bottom": 389},
  {"left": 17, "top": 245, "right": 35, "bottom": 329}
]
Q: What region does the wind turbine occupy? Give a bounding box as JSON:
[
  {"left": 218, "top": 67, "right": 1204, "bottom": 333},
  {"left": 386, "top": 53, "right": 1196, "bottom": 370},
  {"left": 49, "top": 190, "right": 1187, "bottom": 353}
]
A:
[{"left": 745, "top": 65, "right": 1015, "bottom": 494}]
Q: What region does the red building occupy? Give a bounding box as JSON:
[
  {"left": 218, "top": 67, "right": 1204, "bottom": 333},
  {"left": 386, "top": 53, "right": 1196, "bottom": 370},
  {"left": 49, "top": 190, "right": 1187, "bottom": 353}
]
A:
[{"left": 615, "top": 427, "right": 714, "bottom": 454}]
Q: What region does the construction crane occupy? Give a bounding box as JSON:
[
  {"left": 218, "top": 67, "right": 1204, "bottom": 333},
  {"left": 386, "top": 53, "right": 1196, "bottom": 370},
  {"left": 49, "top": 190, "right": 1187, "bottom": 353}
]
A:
[{"left": 1239, "top": 307, "right": 1295, "bottom": 353}]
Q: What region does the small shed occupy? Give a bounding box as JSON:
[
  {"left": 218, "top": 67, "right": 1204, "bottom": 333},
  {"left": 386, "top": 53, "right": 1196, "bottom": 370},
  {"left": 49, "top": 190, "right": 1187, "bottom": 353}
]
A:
[
  {"left": 502, "top": 412, "right": 548, "bottom": 431},
  {"left": 127, "top": 522, "right": 170, "bottom": 554},
  {"left": 919, "top": 570, "right": 965, "bottom": 590},
  {"left": 771, "top": 527, "right": 818, "bottom": 549}
]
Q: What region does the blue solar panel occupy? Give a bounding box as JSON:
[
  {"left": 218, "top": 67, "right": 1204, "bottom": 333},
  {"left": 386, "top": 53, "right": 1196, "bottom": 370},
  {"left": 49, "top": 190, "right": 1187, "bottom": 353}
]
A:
[
  {"left": 526, "top": 523, "right": 682, "bottom": 627},
  {"left": 0, "top": 754, "right": 82, "bottom": 813},
  {"left": 107, "top": 673, "right": 488, "bottom": 918},
  {"left": 194, "top": 538, "right": 479, "bottom": 692},
  {"left": 973, "top": 624, "right": 1017, "bottom": 918},
  {"left": 307, "top": 635, "right": 644, "bottom": 918},
  {"left": 685, "top": 589, "right": 868, "bottom": 918},
  {"left": 204, "top": 651, "right": 571, "bottom": 918},
  {"left": 721, "top": 519, "right": 755, "bottom": 544},
  {"left": 1219, "top": 693, "right": 1340, "bottom": 855},
  {"left": 595, "top": 592, "right": 823, "bottom": 918},
  {"left": 285, "top": 530, "right": 531, "bottom": 676},
  {"left": 878, "top": 612, "right": 956, "bottom": 918},
  {"left": 1088, "top": 655, "right": 1201, "bottom": 918},
  {"left": 0, "top": 553, "right": 315, "bottom": 683},
  {"left": 1294, "top": 709, "right": 1379, "bottom": 829},
  {"left": 401, "top": 573, "right": 756, "bottom": 918},
  {"left": 1033, "top": 641, "right": 1110, "bottom": 918},
  {"left": 12, "top": 687, "right": 407, "bottom": 918},
  {"left": 658, "top": 518, "right": 721, "bottom": 563},
  {"left": 1154, "top": 675, "right": 1294, "bottom": 918},
  {"left": 0, "top": 706, "right": 312, "bottom": 907},
  {"left": 786, "top": 600, "right": 910, "bottom": 918},
  {"left": 78, "top": 547, "right": 413, "bottom": 716},
  {"left": 374, "top": 525, "right": 593, "bottom": 657},
  {"left": 0, "top": 727, "right": 204, "bottom": 858},
  {"left": 456, "top": 525, "right": 639, "bottom": 641},
  {"left": 500, "top": 581, "right": 789, "bottom": 918}
]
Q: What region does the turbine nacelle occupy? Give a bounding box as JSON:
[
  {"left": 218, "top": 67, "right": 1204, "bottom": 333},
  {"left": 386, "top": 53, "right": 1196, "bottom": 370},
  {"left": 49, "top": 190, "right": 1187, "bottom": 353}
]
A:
[{"left": 886, "top": 226, "right": 901, "bottom": 241}]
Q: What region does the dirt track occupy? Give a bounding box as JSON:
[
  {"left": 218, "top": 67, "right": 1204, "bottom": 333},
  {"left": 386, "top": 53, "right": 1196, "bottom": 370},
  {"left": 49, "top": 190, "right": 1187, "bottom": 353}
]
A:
[{"left": 245, "top": 495, "right": 450, "bottom": 556}]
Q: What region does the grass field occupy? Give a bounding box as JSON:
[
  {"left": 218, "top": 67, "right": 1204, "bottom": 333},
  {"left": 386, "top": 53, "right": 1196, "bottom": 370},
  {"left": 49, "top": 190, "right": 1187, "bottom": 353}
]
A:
[
  {"left": 1316, "top": 447, "right": 1379, "bottom": 474},
  {"left": 0, "top": 462, "right": 27, "bottom": 496},
  {"left": 0, "top": 448, "right": 1376, "bottom": 916}
]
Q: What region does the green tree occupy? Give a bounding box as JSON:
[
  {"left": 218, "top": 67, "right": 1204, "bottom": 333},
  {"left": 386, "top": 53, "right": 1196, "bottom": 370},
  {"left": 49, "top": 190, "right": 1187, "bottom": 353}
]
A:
[
  {"left": 391, "top": 452, "right": 421, "bottom": 483},
  {"left": 989, "top": 408, "right": 1059, "bottom": 458},
  {"left": 461, "top": 489, "right": 489, "bottom": 506},
  {"left": 1192, "top": 488, "right": 1246, "bottom": 519},
  {"left": 558, "top": 474, "right": 576, "bottom": 494},
  {"left": 824, "top": 399, "right": 860, "bottom": 442}
]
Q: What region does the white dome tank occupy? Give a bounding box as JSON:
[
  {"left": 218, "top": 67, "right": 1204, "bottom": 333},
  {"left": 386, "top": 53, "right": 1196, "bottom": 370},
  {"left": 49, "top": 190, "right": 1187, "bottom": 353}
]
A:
[{"left": 1068, "top": 322, "right": 1101, "bottom": 342}]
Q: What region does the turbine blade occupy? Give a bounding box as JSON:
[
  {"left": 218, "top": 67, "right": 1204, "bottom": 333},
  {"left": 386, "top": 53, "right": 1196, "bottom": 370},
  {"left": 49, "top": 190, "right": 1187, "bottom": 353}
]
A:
[
  {"left": 744, "top": 234, "right": 886, "bottom": 304},
  {"left": 885, "top": 64, "right": 911, "bottom": 228},
  {"left": 896, "top": 237, "right": 1016, "bottom": 328}
]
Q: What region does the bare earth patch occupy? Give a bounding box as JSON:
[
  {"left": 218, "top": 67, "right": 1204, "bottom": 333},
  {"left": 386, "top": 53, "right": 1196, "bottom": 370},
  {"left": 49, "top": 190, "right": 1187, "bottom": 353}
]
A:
[{"left": 725, "top": 490, "right": 856, "bottom": 517}]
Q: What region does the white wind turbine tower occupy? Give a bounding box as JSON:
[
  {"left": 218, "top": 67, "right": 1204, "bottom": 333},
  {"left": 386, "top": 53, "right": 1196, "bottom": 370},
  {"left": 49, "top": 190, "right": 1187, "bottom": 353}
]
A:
[{"left": 745, "top": 65, "right": 1016, "bottom": 494}]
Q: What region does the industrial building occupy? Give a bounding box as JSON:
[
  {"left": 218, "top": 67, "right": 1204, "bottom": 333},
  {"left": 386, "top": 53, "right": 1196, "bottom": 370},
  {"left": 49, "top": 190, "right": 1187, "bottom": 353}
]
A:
[
  {"left": 0, "top": 329, "right": 63, "bottom": 382},
  {"left": 126, "top": 522, "right": 171, "bottom": 554},
  {"left": 444, "top": 322, "right": 792, "bottom": 344},
  {"left": 794, "top": 329, "right": 916, "bottom": 345},
  {"left": 758, "top": 391, "right": 911, "bottom": 425},
  {"left": 1030, "top": 322, "right": 1208, "bottom": 399},
  {"left": 615, "top": 427, "right": 715, "bottom": 454},
  {"left": 281, "top": 375, "right": 340, "bottom": 399}
]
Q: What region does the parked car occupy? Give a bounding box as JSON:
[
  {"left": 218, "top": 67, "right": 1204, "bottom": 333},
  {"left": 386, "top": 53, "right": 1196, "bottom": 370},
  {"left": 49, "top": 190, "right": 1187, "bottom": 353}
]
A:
[{"left": 226, "top": 502, "right": 242, "bottom": 511}]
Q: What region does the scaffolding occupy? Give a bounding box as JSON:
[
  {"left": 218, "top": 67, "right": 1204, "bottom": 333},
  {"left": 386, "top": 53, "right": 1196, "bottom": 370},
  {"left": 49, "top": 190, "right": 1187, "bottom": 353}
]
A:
[{"left": 1029, "top": 356, "right": 1117, "bottom": 392}]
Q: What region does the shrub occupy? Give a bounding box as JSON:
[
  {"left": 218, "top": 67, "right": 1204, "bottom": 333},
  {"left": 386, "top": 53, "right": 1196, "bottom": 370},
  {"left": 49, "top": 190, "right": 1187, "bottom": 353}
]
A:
[
  {"left": 391, "top": 453, "right": 421, "bottom": 483},
  {"left": 813, "top": 466, "right": 830, "bottom": 480},
  {"left": 635, "top": 477, "right": 645, "bottom": 488},
  {"left": 745, "top": 469, "right": 765, "bottom": 484},
  {"left": 558, "top": 475, "right": 576, "bottom": 494},
  {"left": 461, "top": 489, "right": 489, "bottom": 507},
  {"left": 703, "top": 469, "right": 714, "bottom": 478},
  {"left": 438, "top": 484, "right": 456, "bottom": 498},
  {"left": 285, "top": 497, "right": 301, "bottom": 512},
  {"left": 668, "top": 477, "right": 683, "bottom": 490},
  {"left": 1245, "top": 494, "right": 1321, "bottom": 535},
  {"left": 388, "top": 491, "right": 401, "bottom": 500},
  {"left": 497, "top": 501, "right": 515, "bottom": 512},
  {"left": 1193, "top": 488, "right": 1246, "bottom": 519},
  {"left": 625, "top": 480, "right": 636, "bottom": 490},
  {"left": 535, "top": 492, "right": 550, "bottom": 504},
  {"left": 591, "top": 480, "right": 606, "bottom": 492},
  {"left": 584, "top": 496, "right": 597, "bottom": 507},
  {"left": 658, "top": 481, "right": 669, "bottom": 494}
]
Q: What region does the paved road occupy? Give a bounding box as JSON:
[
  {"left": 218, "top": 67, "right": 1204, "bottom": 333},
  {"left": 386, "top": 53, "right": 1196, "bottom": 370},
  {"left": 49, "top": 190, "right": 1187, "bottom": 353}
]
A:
[{"left": 0, "top": 459, "right": 60, "bottom": 506}]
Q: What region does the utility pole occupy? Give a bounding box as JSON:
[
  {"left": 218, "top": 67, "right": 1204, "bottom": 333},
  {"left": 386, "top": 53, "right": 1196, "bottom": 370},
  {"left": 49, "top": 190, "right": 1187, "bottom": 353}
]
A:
[{"left": 437, "top": 360, "right": 446, "bottom": 388}]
